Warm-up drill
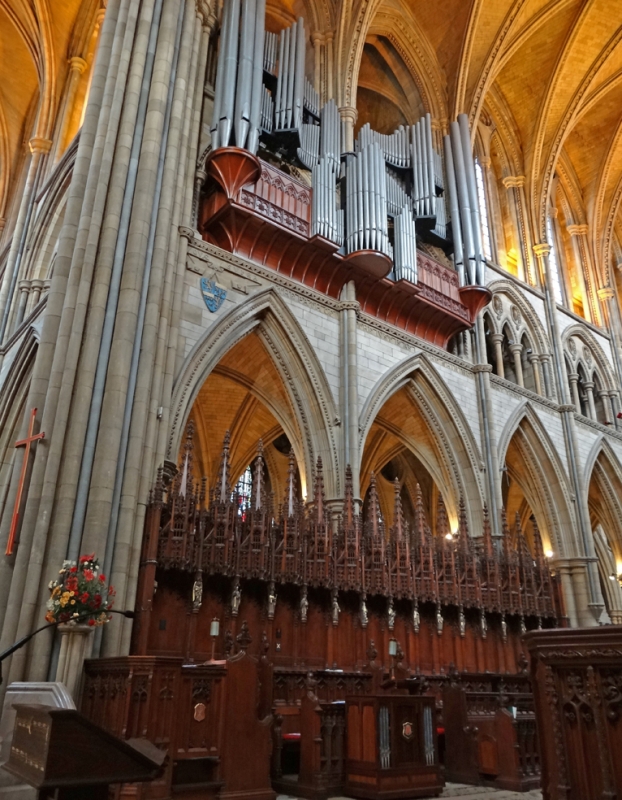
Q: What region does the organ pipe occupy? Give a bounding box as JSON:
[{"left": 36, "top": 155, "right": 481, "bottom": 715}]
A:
[{"left": 345, "top": 143, "right": 391, "bottom": 258}]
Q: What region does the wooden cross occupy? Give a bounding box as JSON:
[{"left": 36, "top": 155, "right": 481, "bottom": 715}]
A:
[{"left": 5, "top": 408, "right": 45, "bottom": 556}]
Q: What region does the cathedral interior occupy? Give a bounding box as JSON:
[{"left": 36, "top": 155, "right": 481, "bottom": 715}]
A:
[{"left": 1, "top": 0, "right": 622, "bottom": 798}]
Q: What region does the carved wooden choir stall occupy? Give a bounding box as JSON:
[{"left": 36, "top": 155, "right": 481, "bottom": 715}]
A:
[
  {"left": 76, "top": 428, "right": 563, "bottom": 798},
  {"left": 525, "top": 625, "right": 622, "bottom": 800}
]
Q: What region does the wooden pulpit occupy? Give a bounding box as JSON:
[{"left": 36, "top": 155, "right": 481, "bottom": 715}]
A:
[
  {"left": 3, "top": 704, "right": 164, "bottom": 799},
  {"left": 344, "top": 695, "right": 443, "bottom": 800}
]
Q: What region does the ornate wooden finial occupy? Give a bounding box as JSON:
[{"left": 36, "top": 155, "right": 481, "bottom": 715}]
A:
[
  {"left": 531, "top": 514, "right": 545, "bottom": 563},
  {"left": 458, "top": 495, "right": 469, "bottom": 551},
  {"left": 367, "top": 472, "right": 381, "bottom": 539},
  {"left": 436, "top": 494, "right": 449, "bottom": 539},
  {"left": 285, "top": 449, "right": 297, "bottom": 518},
  {"left": 413, "top": 483, "right": 426, "bottom": 546},
  {"left": 217, "top": 431, "right": 231, "bottom": 503},
  {"left": 482, "top": 503, "right": 494, "bottom": 558},
  {"left": 312, "top": 455, "right": 325, "bottom": 523},
  {"left": 391, "top": 478, "right": 405, "bottom": 541},
  {"left": 343, "top": 464, "right": 355, "bottom": 526},
  {"left": 236, "top": 620, "right": 252, "bottom": 653},
  {"left": 501, "top": 507, "right": 513, "bottom": 559},
  {"left": 252, "top": 439, "right": 265, "bottom": 510}
]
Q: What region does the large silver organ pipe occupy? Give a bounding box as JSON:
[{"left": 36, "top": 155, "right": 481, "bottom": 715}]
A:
[
  {"left": 210, "top": 0, "right": 265, "bottom": 153},
  {"left": 275, "top": 18, "right": 306, "bottom": 131},
  {"left": 297, "top": 123, "right": 320, "bottom": 169},
  {"left": 320, "top": 99, "right": 340, "bottom": 173},
  {"left": 311, "top": 157, "right": 343, "bottom": 245},
  {"left": 304, "top": 78, "right": 319, "bottom": 117},
  {"left": 411, "top": 114, "right": 437, "bottom": 217},
  {"left": 346, "top": 143, "right": 392, "bottom": 258},
  {"left": 394, "top": 205, "right": 417, "bottom": 283},
  {"left": 263, "top": 31, "right": 278, "bottom": 73},
  {"left": 386, "top": 171, "right": 412, "bottom": 216},
  {"left": 458, "top": 113, "right": 485, "bottom": 284},
  {"left": 443, "top": 134, "right": 464, "bottom": 285},
  {"left": 357, "top": 123, "right": 410, "bottom": 168},
  {"left": 449, "top": 120, "right": 476, "bottom": 283}
]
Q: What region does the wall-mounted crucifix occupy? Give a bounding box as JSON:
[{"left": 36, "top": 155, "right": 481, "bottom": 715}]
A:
[{"left": 5, "top": 408, "right": 45, "bottom": 556}]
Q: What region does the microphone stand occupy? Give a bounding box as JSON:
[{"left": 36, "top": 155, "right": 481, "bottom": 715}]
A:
[{"left": 0, "top": 609, "right": 134, "bottom": 686}]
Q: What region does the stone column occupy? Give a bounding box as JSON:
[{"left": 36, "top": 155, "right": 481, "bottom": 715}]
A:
[
  {"left": 540, "top": 353, "right": 554, "bottom": 399},
  {"left": 0, "top": 138, "right": 52, "bottom": 346},
  {"left": 597, "top": 285, "right": 622, "bottom": 396},
  {"left": 568, "top": 372, "right": 581, "bottom": 414},
  {"left": 55, "top": 57, "right": 89, "bottom": 162},
  {"left": 609, "top": 391, "right": 620, "bottom": 429},
  {"left": 26, "top": 279, "right": 45, "bottom": 316},
  {"left": 598, "top": 390, "right": 613, "bottom": 425},
  {"left": 509, "top": 342, "right": 524, "bottom": 387},
  {"left": 490, "top": 333, "right": 504, "bottom": 378},
  {"left": 583, "top": 381, "right": 597, "bottom": 421},
  {"left": 567, "top": 223, "right": 601, "bottom": 325},
  {"left": 340, "top": 281, "right": 360, "bottom": 502},
  {"left": 502, "top": 175, "right": 535, "bottom": 285},
  {"left": 533, "top": 241, "right": 604, "bottom": 625},
  {"left": 529, "top": 354, "right": 543, "bottom": 396},
  {"left": 13, "top": 280, "right": 31, "bottom": 331},
  {"left": 339, "top": 106, "right": 357, "bottom": 153}
]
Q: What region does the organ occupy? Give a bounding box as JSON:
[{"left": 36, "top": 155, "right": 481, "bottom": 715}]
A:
[{"left": 199, "top": 0, "right": 492, "bottom": 349}]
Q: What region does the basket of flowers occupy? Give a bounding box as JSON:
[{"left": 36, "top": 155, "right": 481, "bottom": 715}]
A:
[{"left": 46, "top": 553, "right": 115, "bottom": 626}]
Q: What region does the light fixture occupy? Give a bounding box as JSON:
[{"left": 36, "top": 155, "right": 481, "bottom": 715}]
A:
[
  {"left": 209, "top": 618, "right": 220, "bottom": 662},
  {"left": 544, "top": 549, "right": 553, "bottom": 559},
  {"left": 388, "top": 638, "right": 398, "bottom": 657},
  {"left": 609, "top": 574, "right": 617, "bottom": 581},
  {"left": 445, "top": 532, "right": 454, "bottom": 541}
]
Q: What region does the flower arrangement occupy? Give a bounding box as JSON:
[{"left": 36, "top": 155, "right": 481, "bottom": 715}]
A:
[{"left": 45, "top": 554, "right": 115, "bottom": 626}]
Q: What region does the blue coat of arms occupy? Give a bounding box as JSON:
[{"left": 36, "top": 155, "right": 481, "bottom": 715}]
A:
[{"left": 201, "top": 277, "right": 226, "bottom": 312}]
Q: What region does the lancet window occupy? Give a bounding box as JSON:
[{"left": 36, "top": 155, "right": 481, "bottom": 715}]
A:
[
  {"left": 546, "top": 217, "right": 565, "bottom": 305},
  {"left": 475, "top": 160, "right": 492, "bottom": 262},
  {"left": 234, "top": 466, "right": 252, "bottom": 519}
]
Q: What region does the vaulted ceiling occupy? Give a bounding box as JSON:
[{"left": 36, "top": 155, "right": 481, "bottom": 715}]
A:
[
  {"left": 2, "top": 0, "right": 622, "bottom": 280},
  {"left": 269, "top": 0, "right": 622, "bottom": 282}
]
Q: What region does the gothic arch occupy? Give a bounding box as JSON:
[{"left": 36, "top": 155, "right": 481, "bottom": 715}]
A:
[
  {"left": 169, "top": 288, "right": 340, "bottom": 497},
  {"left": 486, "top": 279, "right": 550, "bottom": 354},
  {"left": 498, "top": 401, "right": 576, "bottom": 557},
  {"left": 359, "top": 352, "right": 485, "bottom": 532},
  {"left": 584, "top": 438, "right": 622, "bottom": 549},
  {"left": 562, "top": 324, "right": 617, "bottom": 389}
]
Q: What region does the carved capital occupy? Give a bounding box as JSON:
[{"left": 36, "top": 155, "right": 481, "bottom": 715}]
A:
[
  {"left": 179, "top": 225, "right": 199, "bottom": 242},
  {"left": 490, "top": 333, "right": 504, "bottom": 344},
  {"left": 479, "top": 156, "right": 491, "bottom": 169},
  {"left": 502, "top": 175, "right": 525, "bottom": 189},
  {"left": 29, "top": 137, "right": 53, "bottom": 154},
  {"left": 559, "top": 403, "right": 578, "bottom": 413},
  {"left": 338, "top": 106, "right": 358, "bottom": 124},
  {"left": 598, "top": 286, "right": 615, "bottom": 300},
  {"left": 68, "top": 56, "right": 88, "bottom": 74},
  {"left": 533, "top": 242, "right": 551, "bottom": 259},
  {"left": 473, "top": 364, "right": 493, "bottom": 373},
  {"left": 567, "top": 223, "right": 589, "bottom": 237}
]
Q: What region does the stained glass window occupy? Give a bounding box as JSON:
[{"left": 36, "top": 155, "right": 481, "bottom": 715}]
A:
[{"left": 234, "top": 466, "right": 252, "bottom": 519}]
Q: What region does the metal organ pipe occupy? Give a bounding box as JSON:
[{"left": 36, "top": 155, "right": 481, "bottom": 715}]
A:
[
  {"left": 394, "top": 205, "right": 417, "bottom": 284},
  {"left": 247, "top": 0, "right": 266, "bottom": 153},
  {"left": 458, "top": 113, "right": 484, "bottom": 283},
  {"left": 219, "top": 0, "right": 240, "bottom": 147},
  {"left": 443, "top": 134, "right": 465, "bottom": 286},
  {"left": 234, "top": 0, "right": 256, "bottom": 148},
  {"left": 293, "top": 19, "right": 305, "bottom": 129},
  {"left": 450, "top": 120, "right": 476, "bottom": 283},
  {"left": 345, "top": 143, "right": 391, "bottom": 257}
]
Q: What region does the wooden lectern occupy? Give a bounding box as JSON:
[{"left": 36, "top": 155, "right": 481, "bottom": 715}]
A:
[
  {"left": 345, "top": 695, "right": 443, "bottom": 800},
  {"left": 3, "top": 704, "right": 164, "bottom": 799}
]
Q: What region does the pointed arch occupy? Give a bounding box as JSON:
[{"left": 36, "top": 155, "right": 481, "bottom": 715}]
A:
[
  {"left": 562, "top": 324, "right": 617, "bottom": 389},
  {"left": 498, "top": 400, "right": 575, "bottom": 556},
  {"left": 359, "top": 352, "right": 485, "bottom": 532},
  {"left": 169, "top": 288, "right": 340, "bottom": 497},
  {"left": 487, "top": 279, "right": 550, "bottom": 354}
]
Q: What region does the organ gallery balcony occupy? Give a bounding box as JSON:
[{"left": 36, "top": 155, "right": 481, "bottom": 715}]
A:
[{"left": 199, "top": 148, "right": 491, "bottom": 349}]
